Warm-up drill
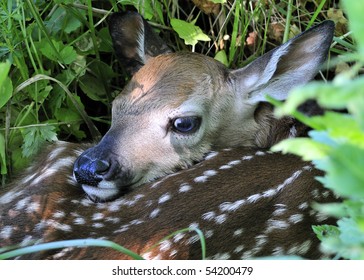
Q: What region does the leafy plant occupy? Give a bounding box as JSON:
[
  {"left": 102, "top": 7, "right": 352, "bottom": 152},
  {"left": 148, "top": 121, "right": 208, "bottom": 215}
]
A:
[{"left": 272, "top": 0, "right": 364, "bottom": 260}]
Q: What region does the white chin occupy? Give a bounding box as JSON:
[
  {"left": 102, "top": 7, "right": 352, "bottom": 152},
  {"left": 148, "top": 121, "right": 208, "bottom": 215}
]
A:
[{"left": 82, "top": 183, "right": 120, "bottom": 202}]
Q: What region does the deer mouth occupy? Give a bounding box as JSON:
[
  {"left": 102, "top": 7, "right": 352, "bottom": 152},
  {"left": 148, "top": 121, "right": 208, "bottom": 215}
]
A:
[{"left": 81, "top": 177, "right": 143, "bottom": 202}]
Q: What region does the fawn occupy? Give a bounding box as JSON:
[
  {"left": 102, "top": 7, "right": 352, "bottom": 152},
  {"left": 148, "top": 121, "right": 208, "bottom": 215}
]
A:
[{"left": 0, "top": 12, "right": 336, "bottom": 259}]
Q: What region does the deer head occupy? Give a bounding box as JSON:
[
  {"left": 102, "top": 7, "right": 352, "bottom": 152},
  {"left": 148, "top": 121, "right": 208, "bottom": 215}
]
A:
[{"left": 73, "top": 12, "right": 334, "bottom": 202}]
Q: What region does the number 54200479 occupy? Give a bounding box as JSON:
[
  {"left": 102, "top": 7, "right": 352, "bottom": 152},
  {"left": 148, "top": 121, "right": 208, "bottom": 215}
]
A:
[{"left": 205, "top": 266, "right": 253, "bottom": 276}]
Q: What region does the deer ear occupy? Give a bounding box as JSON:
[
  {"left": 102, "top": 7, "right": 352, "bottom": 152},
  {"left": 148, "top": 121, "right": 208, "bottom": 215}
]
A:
[
  {"left": 230, "top": 20, "right": 335, "bottom": 104},
  {"left": 108, "top": 12, "right": 171, "bottom": 75}
]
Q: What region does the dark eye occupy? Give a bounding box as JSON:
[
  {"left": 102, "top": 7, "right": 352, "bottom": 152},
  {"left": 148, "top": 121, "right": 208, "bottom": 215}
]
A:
[{"left": 171, "top": 116, "right": 201, "bottom": 134}]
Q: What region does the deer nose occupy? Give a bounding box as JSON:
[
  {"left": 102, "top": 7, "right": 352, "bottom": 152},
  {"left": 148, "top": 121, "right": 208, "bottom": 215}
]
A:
[{"left": 73, "top": 155, "right": 111, "bottom": 186}]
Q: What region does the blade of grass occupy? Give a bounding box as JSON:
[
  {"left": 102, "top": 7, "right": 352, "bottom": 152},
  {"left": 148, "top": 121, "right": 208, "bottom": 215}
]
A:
[
  {"left": 283, "top": 0, "right": 293, "bottom": 43},
  {"left": 307, "top": 0, "right": 328, "bottom": 29},
  {"left": 0, "top": 239, "right": 144, "bottom": 260},
  {"left": 145, "top": 227, "right": 207, "bottom": 260}
]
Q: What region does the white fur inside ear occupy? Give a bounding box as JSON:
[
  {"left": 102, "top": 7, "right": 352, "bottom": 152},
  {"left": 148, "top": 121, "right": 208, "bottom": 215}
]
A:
[
  {"left": 253, "top": 41, "right": 291, "bottom": 91},
  {"left": 136, "top": 20, "right": 145, "bottom": 64}
]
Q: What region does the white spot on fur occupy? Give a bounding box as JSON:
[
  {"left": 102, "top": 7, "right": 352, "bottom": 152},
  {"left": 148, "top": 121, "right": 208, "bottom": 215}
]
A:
[
  {"left": 211, "top": 252, "right": 231, "bottom": 260},
  {"left": 315, "top": 212, "right": 330, "bottom": 222},
  {"left": 53, "top": 247, "right": 74, "bottom": 259},
  {"left": 149, "top": 208, "right": 160, "bottom": 218},
  {"left": 204, "top": 151, "right": 219, "bottom": 160},
  {"left": 272, "top": 204, "right": 287, "bottom": 216},
  {"left": 194, "top": 175, "right": 208, "bottom": 183},
  {"left": 255, "top": 151, "right": 266, "bottom": 156},
  {"left": 108, "top": 199, "right": 125, "bottom": 212},
  {"left": 247, "top": 193, "right": 261, "bottom": 203},
  {"left": 53, "top": 211, "right": 66, "bottom": 219},
  {"left": 169, "top": 250, "right": 178, "bottom": 258},
  {"left": 179, "top": 183, "right": 192, "bottom": 193},
  {"left": 74, "top": 217, "right": 86, "bottom": 225},
  {"left": 204, "top": 230, "right": 214, "bottom": 238},
  {"left": 272, "top": 246, "right": 284, "bottom": 256},
  {"left": 242, "top": 155, "right": 253, "bottom": 160},
  {"left": 173, "top": 233, "right": 186, "bottom": 243},
  {"left": 288, "top": 213, "right": 304, "bottom": 224},
  {"left": 311, "top": 188, "right": 320, "bottom": 199},
  {"left": 233, "top": 228, "right": 244, "bottom": 237},
  {"left": 80, "top": 198, "right": 93, "bottom": 207},
  {"left": 219, "top": 165, "right": 231, "bottom": 170},
  {"left": 0, "top": 226, "right": 13, "bottom": 239},
  {"left": 189, "top": 222, "right": 199, "bottom": 230},
  {"left": 26, "top": 201, "right": 40, "bottom": 213},
  {"left": 203, "top": 170, "right": 217, "bottom": 176},
  {"left": 202, "top": 211, "right": 216, "bottom": 221},
  {"left": 255, "top": 234, "right": 268, "bottom": 247},
  {"left": 158, "top": 193, "right": 171, "bottom": 204},
  {"left": 228, "top": 160, "right": 241, "bottom": 166},
  {"left": 188, "top": 235, "right": 200, "bottom": 245},
  {"left": 159, "top": 240, "right": 172, "bottom": 252},
  {"left": 289, "top": 125, "right": 297, "bottom": 137},
  {"left": 266, "top": 219, "right": 290, "bottom": 232},
  {"left": 92, "top": 223, "right": 104, "bottom": 228},
  {"left": 47, "top": 219, "right": 72, "bottom": 232},
  {"left": 215, "top": 214, "right": 227, "bottom": 224},
  {"left": 15, "top": 197, "right": 31, "bottom": 210},
  {"left": 130, "top": 219, "right": 144, "bottom": 225},
  {"left": 241, "top": 250, "right": 253, "bottom": 259},
  {"left": 92, "top": 213, "right": 104, "bottom": 221},
  {"left": 298, "top": 202, "right": 309, "bottom": 210},
  {"left": 105, "top": 217, "right": 120, "bottom": 224},
  {"left": 21, "top": 235, "right": 34, "bottom": 246},
  {"left": 234, "top": 245, "right": 245, "bottom": 253}
]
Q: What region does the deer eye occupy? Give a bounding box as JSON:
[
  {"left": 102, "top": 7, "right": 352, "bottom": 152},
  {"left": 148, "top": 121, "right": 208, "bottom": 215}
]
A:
[{"left": 171, "top": 116, "right": 201, "bottom": 134}]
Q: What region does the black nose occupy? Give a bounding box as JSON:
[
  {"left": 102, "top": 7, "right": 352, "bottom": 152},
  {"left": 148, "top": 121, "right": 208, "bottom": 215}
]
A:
[{"left": 73, "top": 154, "right": 111, "bottom": 186}]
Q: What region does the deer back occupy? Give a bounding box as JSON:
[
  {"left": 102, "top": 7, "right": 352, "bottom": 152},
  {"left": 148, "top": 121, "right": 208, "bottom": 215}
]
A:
[{"left": 0, "top": 142, "right": 337, "bottom": 260}]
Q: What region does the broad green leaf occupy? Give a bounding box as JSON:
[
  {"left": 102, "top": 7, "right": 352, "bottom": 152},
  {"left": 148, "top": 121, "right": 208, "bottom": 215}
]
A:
[
  {"left": 171, "top": 18, "right": 210, "bottom": 47},
  {"left": 0, "top": 61, "right": 12, "bottom": 109},
  {"left": 338, "top": 218, "right": 364, "bottom": 246},
  {"left": 308, "top": 113, "right": 364, "bottom": 147},
  {"left": 320, "top": 144, "right": 364, "bottom": 199},
  {"left": 276, "top": 77, "right": 364, "bottom": 117},
  {"left": 271, "top": 137, "right": 330, "bottom": 161},
  {"left": 214, "top": 50, "right": 228, "bottom": 66},
  {"left": 45, "top": 5, "right": 85, "bottom": 35},
  {"left": 312, "top": 224, "right": 340, "bottom": 241},
  {"left": 342, "top": 0, "right": 364, "bottom": 55},
  {"left": 39, "top": 40, "right": 77, "bottom": 64}
]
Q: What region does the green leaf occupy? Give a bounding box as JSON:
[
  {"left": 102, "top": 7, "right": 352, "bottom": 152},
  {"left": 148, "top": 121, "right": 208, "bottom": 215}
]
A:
[
  {"left": 338, "top": 218, "right": 364, "bottom": 245},
  {"left": 45, "top": 5, "right": 85, "bottom": 35},
  {"left": 342, "top": 0, "right": 364, "bottom": 55},
  {"left": 271, "top": 138, "right": 331, "bottom": 161},
  {"left": 39, "top": 40, "right": 77, "bottom": 64},
  {"left": 0, "top": 61, "right": 12, "bottom": 109},
  {"left": 171, "top": 18, "right": 210, "bottom": 47},
  {"left": 276, "top": 77, "right": 364, "bottom": 117},
  {"left": 214, "top": 50, "right": 228, "bottom": 66},
  {"left": 21, "top": 125, "right": 58, "bottom": 158},
  {"left": 321, "top": 144, "right": 364, "bottom": 199},
  {"left": 312, "top": 224, "right": 340, "bottom": 241}
]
